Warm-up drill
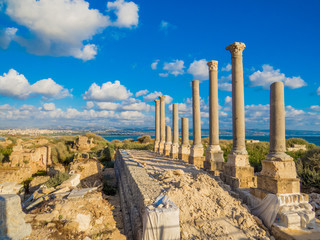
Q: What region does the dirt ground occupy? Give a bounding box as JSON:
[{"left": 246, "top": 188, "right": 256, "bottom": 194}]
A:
[{"left": 128, "top": 150, "right": 272, "bottom": 240}]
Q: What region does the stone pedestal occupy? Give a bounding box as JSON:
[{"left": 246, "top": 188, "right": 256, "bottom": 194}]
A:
[
  {"left": 179, "top": 145, "right": 190, "bottom": 163},
  {"left": 170, "top": 143, "right": 179, "bottom": 159},
  {"left": 204, "top": 145, "right": 224, "bottom": 176},
  {"left": 189, "top": 145, "right": 204, "bottom": 169}
]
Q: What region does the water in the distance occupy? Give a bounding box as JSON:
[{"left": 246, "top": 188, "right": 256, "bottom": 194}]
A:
[{"left": 102, "top": 135, "right": 320, "bottom": 146}]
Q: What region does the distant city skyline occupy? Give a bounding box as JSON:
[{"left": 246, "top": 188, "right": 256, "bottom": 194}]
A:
[{"left": 0, "top": 0, "right": 319, "bottom": 130}]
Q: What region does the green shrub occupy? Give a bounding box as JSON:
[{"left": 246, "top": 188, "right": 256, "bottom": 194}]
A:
[
  {"left": 102, "top": 144, "right": 115, "bottom": 161},
  {"left": 45, "top": 172, "right": 70, "bottom": 188},
  {"left": 0, "top": 146, "right": 13, "bottom": 163},
  {"left": 246, "top": 142, "right": 269, "bottom": 172},
  {"left": 51, "top": 142, "right": 74, "bottom": 164},
  {"left": 286, "top": 138, "right": 316, "bottom": 150},
  {"left": 137, "top": 135, "right": 152, "bottom": 144},
  {"left": 300, "top": 148, "right": 320, "bottom": 172}
]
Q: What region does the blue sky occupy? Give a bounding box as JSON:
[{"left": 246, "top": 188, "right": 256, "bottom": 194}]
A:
[{"left": 0, "top": 0, "right": 319, "bottom": 130}]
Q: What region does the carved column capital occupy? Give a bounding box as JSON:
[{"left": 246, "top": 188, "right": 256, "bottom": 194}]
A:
[
  {"left": 207, "top": 60, "right": 218, "bottom": 71},
  {"left": 159, "top": 95, "right": 166, "bottom": 102},
  {"left": 226, "top": 42, "right": 246, "bottom": 56}
]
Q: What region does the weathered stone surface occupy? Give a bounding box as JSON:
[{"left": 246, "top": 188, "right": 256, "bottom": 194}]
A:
[
  {"left": 0, "top": 194, "right": 32, "bottom": 240},
  {"left": 73, "top": 135, "right": 94, "bottom": 151},
  {"left": 164, "top": 126, "right": 172, "bottom": 157},
  {"left": 154, "top": 99, "right": 160, "bottom": 152},
  {"left": 159, "top": 96, "right": 166, "bottom": 155},
  {"left": 60, "top": 174, "right": 80, "bottom": 188},
  {"left": 0, "top": 182, "right": 23, "bottom": 194}
]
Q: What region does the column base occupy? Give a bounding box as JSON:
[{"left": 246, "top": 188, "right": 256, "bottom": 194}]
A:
[
  {"left": 188, "top": 146, "right": 204, "bottom": 169},
  {"left": 158, "top": 142, "right": 165, "bottom": 155},
  {"left": 164, "top": 143, "right": 172, "bottom": 157},
  {"left": 221, "top": 153, "right": 256, "bottom": 188},
  {"left": 178, "top": 145, "right": 190, "bottom": 163},
  {"left": 170, "top": 143, "right": 179, "bottom": 159},
  {"left": 204, "top": 145, "right": 224, "bottom": 175},
  {"left": 154, "top": 141, "right": 159, "bottom": 152}
]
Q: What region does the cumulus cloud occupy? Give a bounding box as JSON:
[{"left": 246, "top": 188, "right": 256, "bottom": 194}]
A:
[
  {"left": 135, "top": 89, "right": 149, "bottom": 97},
  {"left": 310, "top": 105, "right": 320, "bottom": 111},
  {"left": 42, "top": 103, "right": 55, "bottom": 111},
  {"left": 0, "top": 69, "right": 71, "bottom": 99},
  {"left": 221, "top": 63, "right": 232, "bottom": 71},
  {"left": 249, "top": 64, "right": 307, "bottom": 89},
  {"left": 1, "top": 0, "right": 139, "bottom": 60},
  {"left": 219, "top": 74, "right": 232, "bottom": 91},
  {"left": 96, "top": 102, "right": 120, "bottom": 110},
  {"left": 224, "top": 96, "right": 232, "bottom": 104},
  {"left": 84, "top": 101, "right": 94, "bottom": 109},
  {"left": 83, "top": 80, "right": 132, "bottom": 102},
  {"left": 317, "top": 86, "right": 320, "bottom": 95},
  {"left": 163, "top": 60, "right": 185, "bottom": 76},
  {"left": 143, "top": 91, "right": 172, "bottom": 104},
  {"left": 107, "top": 0, "right": 139, "bottom": 28},
  {"left": 151, "top": 60, "right": 159, "bottom": 70},
  {"left": 0, "top": 27, "right": 17, "bottom": 49},
  {"left": 187, "top": 59, "right": 208, "bottom": 81},
  {"left": 159, "top": 73, "right": 168, "bottom": 77}
]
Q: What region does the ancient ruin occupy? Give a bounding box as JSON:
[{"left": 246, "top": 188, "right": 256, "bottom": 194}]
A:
[
  {"left": 221, "top": 42, "right": 256, "bottom": 189},
  {"left": 204, "top": 60, "right": 224, "bottom": 175},
  {"left": 153, "top": 99, "right": 160, "bottom": 152},
  {"left": 158, "top": 96, "right": 166, "bottom": 154},
  {"left": 178, "top": 117, "right": 190, "bottom": 162},
  {"left": 189, "top": 80, "right": 204, "bottom": 168},
  {"left": 170, "top": 103, "right": 179, "bottom": 159}
]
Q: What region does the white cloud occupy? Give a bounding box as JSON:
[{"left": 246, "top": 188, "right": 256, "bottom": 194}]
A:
[
  {"left": 0, "top": 69, "right": 71, "bottom": 99},
  {"left": 310, "top": 105, "right": 320, "bottom": 111},
  {"left": 187, "top": 59, "right": 208, "bottom": 81},
  {"left": 1, "top": 0, "right": 139, "bottom": 60},
  {"left": 221, "top": 63, "right": 232, "bottom": 71},
  {"left": 0, "top": 27, "right": 18, "bottom": 49},
  {"left": 107, "top": 0, "right": 139, "bottom": 28},
  {"left": 84, "top": 101, "right": 94, "bottom": 109},
  {"left": 143, "top": 91, "right": 163, "bottom": 102},
  {"left": 218, "top": 74, "right": 232, "bottom": 91},
  {"left": 96, "top": 102, "right": 120, "bottom": 110},
  {"left": 224, "top": 96, "right": 232, "bottom": 104},
  {"left": 159, "top": 20, "right": 175, "bottom": 34},
  {"left": 159, "top": 73, "right": 168, "bottom": 77},
  {"left": 151, "top": 60, "right": 159, "bottom": 70},
  {"left": 83, "top": 80, "right": 132, "bottom": 102},
  {"left": 249, "top": 64, "right": 307, "bottom": 89},
  {"left": 317, "top": 86, "right": 320, "bottom": 95},
  {"left": 163, "top": 60, "right": 185, "bottom": 76},
  {"left": 135, "top": 89, "right": 149, "bottom": 97},
  {"left": 42, "top": 103, "right": 55, "bottom": 111},
  {"left": 164, "top": 95, "right": 173, "bottom": 104}
]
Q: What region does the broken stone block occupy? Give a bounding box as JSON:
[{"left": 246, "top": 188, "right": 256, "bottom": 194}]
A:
[{"left": 0, "top": 194, "right": 32, "bottom": 240}]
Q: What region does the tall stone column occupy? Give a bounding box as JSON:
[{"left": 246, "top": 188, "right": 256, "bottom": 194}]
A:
[
  {"left": 170, "top": 103, "right": 179, "bottom": 159},
  {"left": 250, "top": 82, "right": 315, "bottom": 229},
  {"left": 158, "top": 96, "right": 166, "bottom": 154},
  {"left": 221, "top": 42, "right": 255, "bottom": 188},
  {"left": 204, "top": 60, "right": 224, "bottom": 175},
  {"left": 164, "top": 126, "right": 172, "bottom": 156},
  {"left": 189, "top": 80, "right": 204, "bottom": 168},
  {"left": 154, "top": 99, "right": 160, "bottom": 152},
  {"left": 179, "top": 118, "right": 190, "bottom": 162}
]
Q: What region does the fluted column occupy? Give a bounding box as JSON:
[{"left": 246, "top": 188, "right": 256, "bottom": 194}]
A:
[
  {"left": 170, "top": 103, "right": 179, "bottom": 159},
  {"left": 189, "top": 80, "right": 204, "bottom": 168},
  {"left": 179, "top": 118, "right": 190, "bottom": 162},
  {"left": 154, "top": 99, "right": 160, "bottom": 152},
  {"left": 158, "top": 96, "right": 166, "bottom": 154},
  {"left": 204, "top": 61, "right": 224, "bottom": 174},
  {"left": 226, "top": 42, "right": 247, "bottom": 155},
  {"left": 164, "top": 126, "right": 172, "bottom": 156}
]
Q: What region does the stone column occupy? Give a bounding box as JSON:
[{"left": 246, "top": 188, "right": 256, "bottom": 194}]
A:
[
  {"left": 250, "top": 82, "right": 315, "bottom": 229},
  {"left": 179, "top": 118, "right": 190, "bottom": 162},
  {"left": 189, "top": 80, "right": 204, "bottom": 168},
  {"left": 170, "top": 103, "right": 179, "bottom": 159},
  {"left": 164, "top": 126, "right": 172, "bottom": 156},
  {"left": 158, "top": 96, "right": 166, "bottom": 154},
  {"left": 154, "top": 99, "right": 160, "bottom": 152},
  {"left": 204, "top": 60, "right": 224, "bottom": 175},
  {"left": 221, "top": 42, "right": 255, "bottom": 188}
]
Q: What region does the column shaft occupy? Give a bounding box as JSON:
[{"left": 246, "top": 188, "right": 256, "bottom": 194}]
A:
[
  {"left": 155, "top": 100, "right": 160, "bottom": 142},
  {"left": 159, "top": 96, "right": 166, "bottom": 143},
  {"left": 208, "top": 61, "right": 219, "bottom": 146},
  {"left": 166, "top": 126, "right": 172, "bottom": 143},
  {"left": 270, "top": 82, "right": 286, "bottom": 153},
  {"left": 181, "top": 118, "right": 189, "bottom": 145},
  {"left": 192, "top": 80, "right": 201, "bottom": 146},
  {"left": 172, "top": 103, "right": 179, "bottom": 144}
]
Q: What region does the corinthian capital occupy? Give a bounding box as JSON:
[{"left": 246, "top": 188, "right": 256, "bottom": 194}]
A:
[
  {"left": 154, "top": 99, "right": 160, "bottom": 104},
  {"left": 226, "top": 42, "right": 246, "bottom": 56},
  {"left": 207, "top": 60, "right": 218, "bottom": 71},
  {"left": 159, "top": 95, "right": 166, "bottom": 102}
]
